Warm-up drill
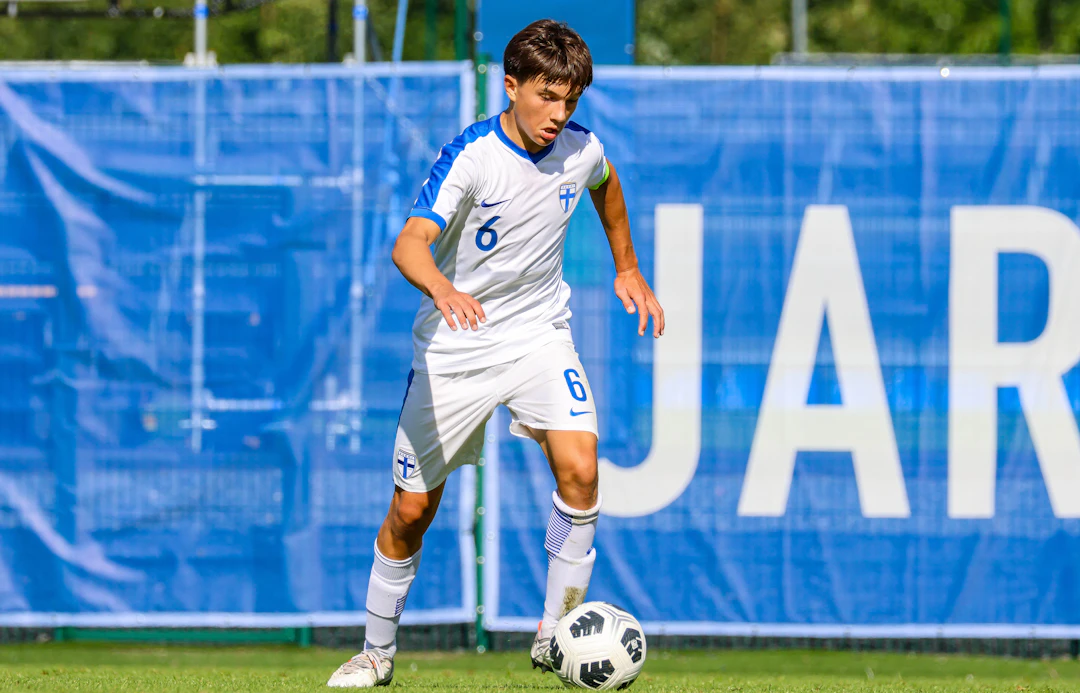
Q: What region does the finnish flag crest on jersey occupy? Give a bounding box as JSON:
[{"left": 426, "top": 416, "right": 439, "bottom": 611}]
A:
[{"left": 559, "top": 182, "right": 577, "bottom": 213}]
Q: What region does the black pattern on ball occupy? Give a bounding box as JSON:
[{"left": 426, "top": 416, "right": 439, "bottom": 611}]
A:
[
  {"left": 621, "top": 627, "right": 643, "bottom": 664},
  {"left": 579, "top": 659, "right": 615, "bottom": 688},
  {"left": 569, "top": 610, "right": 605, "bottom": 638},
  {"left": 549, "top": 634, "right": 564, "bottom": 670}
]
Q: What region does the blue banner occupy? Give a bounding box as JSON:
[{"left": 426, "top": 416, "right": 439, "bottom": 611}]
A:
[
  {"left": 5, "top": 63, "right": 1080, "bottom": 635},
  {"left": 0, "top": 64, "right": 475, "bottom": 626},
  {"left": 486, "top": 66, "right": 1080, "bottom": 636}
]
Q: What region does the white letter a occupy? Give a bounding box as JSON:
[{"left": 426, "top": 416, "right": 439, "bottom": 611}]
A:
[{"left": 738, "top": 206, "right": 910, "bottom": 518}]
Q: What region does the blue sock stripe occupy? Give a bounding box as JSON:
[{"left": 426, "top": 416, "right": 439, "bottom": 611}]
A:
[
  {"left": 546, "top": 510, "right": 572, "bottom": 538},
  {"left": 544, "top": 505, "right": 574, "bottom": 559}
]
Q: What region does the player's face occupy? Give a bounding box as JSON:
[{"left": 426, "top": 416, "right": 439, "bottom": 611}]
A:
[{"left": 506, "top": 76, "right": 582, "bottom": 150}]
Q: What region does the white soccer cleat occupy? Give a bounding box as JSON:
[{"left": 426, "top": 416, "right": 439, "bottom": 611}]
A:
[
  {"left": 530, "top": 622, "right": 554, "bottom": 674},
  {"left": 326, "top": 651, "right": 394, "bottom": 688}
]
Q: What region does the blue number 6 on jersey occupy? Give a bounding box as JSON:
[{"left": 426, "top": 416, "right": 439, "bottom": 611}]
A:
[
  {"left": 475, "top": 216, "right": 500, "bottom": 251},
  {"left": 564, "top": 369, "right": 588, "bottom": 401}
]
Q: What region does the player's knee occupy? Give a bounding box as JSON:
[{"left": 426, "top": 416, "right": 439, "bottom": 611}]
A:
[
  {"left": 556, "top": 457, "right": 598, "bottom": 509},
  {"left": 390, "top": 494, "right": 437, "bottom": 540}
]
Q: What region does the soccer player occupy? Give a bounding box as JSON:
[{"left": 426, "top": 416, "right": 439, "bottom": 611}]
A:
[{"left": 327, "top": 19, "right": 664, "bottom": 688}]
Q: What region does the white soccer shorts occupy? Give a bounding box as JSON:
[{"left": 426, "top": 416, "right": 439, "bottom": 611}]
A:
[{"left": 391, "top": 336, "right": 598, "bottom": 493}]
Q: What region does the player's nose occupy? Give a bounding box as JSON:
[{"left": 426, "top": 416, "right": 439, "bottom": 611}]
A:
[{"left": 551, "top": 101, "right": 568, "bottom": 124}]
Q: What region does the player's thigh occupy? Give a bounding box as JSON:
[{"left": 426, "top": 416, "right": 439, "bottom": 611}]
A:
[
  {"left": 503, "top": 339, "right": 598, "bottom": 439},
  {"left": 394, "top": 368, "right": 498, "bottom": 493}
]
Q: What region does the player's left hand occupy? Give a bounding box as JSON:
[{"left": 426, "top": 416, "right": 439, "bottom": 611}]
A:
[{"left": 614, "top": 267, "right": 664, "bottom": 338}]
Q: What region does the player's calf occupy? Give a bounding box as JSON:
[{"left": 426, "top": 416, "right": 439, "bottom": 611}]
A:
[
  {"left": 327, "top": 485, "right": 443, "bottom": 688},
  {"left": 538, "top": 490, "right": 602, "bottom": 645},
  {"left": 366, "top": 486, "right": 443, "bottom": 654},
  {"left": 363, "top": 542, "right": 421, "bottom": 660}
]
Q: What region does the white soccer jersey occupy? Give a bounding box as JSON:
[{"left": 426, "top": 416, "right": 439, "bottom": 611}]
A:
[{"left": 406, "top": 114, "right": 610, "bottom": 375}]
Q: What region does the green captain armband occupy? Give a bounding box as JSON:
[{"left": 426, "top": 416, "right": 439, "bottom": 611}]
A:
[{"left": 588, "top": 159, "right": 610, "bottom": 190}]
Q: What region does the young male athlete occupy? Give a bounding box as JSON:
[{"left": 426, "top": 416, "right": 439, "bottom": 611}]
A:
[{"left": 327, "top": 19, "right": 664, "bottom": 688}]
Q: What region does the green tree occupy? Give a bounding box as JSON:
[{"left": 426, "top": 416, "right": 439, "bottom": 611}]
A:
[
  {"left": 0, "top": 0, "right": 461, "bottom": 63},
  {"left": 0, "top": 0, "right": 1076, "bottom": 65},
  {"left": 634, "top": 0, "right": 1074, "bottom": 63},
  {"left": 637, "top": 0, "right": 789, "bottom": 65}
]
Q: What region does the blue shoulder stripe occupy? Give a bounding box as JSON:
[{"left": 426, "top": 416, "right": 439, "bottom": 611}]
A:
[
  {"left": 566, "top": 121, "right": 592, "bottom": 135},
  {"left": 411, "top": 117, "right": 497, "bottom": 226}
]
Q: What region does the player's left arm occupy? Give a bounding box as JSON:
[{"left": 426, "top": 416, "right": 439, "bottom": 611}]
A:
[{"left": 589, "top": 160, "right": 665, "bottom": 338}]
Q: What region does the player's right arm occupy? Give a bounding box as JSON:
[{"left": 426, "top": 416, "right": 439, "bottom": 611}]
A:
[
  {"left": 398, "top": 134, "right": 487, "bottom": 331},
  {"left": 392, "top": 217, "right": 486, "bottom": 332}
]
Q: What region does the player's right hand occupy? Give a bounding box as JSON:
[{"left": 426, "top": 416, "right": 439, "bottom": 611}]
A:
[{"left": 432, "top": 285, "right": 487, "bottom": 331}]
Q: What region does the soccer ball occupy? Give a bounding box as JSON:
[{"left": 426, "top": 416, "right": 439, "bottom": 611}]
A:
[{"left": 549, "top": 601, "right": 647, "bottom": 690}]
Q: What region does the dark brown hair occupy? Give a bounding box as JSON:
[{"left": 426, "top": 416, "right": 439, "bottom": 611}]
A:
[{"left": 503, "top": 20, "right": 593, "bottom": 94}]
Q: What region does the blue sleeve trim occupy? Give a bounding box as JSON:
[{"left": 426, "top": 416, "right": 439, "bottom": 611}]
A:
[
  {"left": 566, "top": 121, "right": 592, "bottom": 134},
  {"left": 408, "top": 208, "right": 447, "bottom": 231},
  {"left": 414, "top": 116, "right": 497, "bottom": 209}
]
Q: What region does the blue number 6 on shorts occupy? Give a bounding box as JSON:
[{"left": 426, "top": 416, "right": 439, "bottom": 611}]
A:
[{"left": 563, "top": 368, "right": 588, "bottom": 402}]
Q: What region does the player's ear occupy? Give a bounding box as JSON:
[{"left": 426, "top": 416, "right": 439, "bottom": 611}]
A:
[{"left": 504, "top": 74, "right": 518, "bottom": 103}]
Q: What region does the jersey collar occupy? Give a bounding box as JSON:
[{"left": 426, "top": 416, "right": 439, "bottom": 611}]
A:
[{"left": 495, "top": 115, "right": 555, "bottom": 164}]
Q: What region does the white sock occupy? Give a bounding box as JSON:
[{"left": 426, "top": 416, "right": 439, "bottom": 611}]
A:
[
  {"left": 540, "top": 491, "right": 601, "bottom": 641},
  {"left": 363, "top": 543, "right": 421, "bottom": 659}
]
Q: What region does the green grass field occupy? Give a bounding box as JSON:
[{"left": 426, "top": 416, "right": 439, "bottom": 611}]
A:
[{"left": 2, "top": 644, "right": 1080, "bottom": 692}]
